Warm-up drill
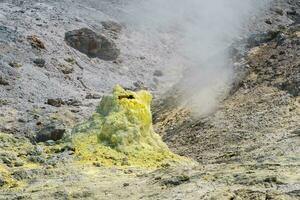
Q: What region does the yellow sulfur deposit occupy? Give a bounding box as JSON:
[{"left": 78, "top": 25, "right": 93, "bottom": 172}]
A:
[{"left": 72, "top": 85, "right": 186, "bottom": 168}]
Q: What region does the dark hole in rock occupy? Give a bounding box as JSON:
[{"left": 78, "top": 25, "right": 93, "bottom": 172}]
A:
[{"left": 118, "top": 95, "right": 135, "bottom": 100}]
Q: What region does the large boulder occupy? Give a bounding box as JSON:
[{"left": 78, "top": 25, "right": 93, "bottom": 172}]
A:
[
  {"left": 64, "top": 28, "right": 120, "bottom": 61},
  {"left": 36, "top": 123, "right": 65, "bottom": 142}
]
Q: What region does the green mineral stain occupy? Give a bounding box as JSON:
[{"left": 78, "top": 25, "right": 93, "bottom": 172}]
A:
[{"left": 72, "top": 85, "right": 188, "bottom": 168}]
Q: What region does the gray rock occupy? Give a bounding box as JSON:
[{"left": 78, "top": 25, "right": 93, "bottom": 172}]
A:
[
  {"left": 272, "top": 7, "right": 284, "bottom": 16},
  {"left": 65, "top": 99, "right": 82, "bottom": 106},
  {"left": 0, "top": 75, "right": 9, "bottom": 85},
  {"left": 59, "top": 64, "right": 74, "bottom": 74},
  {"left": 47, "top": 98, "right": 64, "bottom": 107},
  {"left": 9, "top": 61, "right": 22, "bottom": 68},
  {"left": 36, "top": 124, "right": 65, "bottom": 142},
  {"left": 29, "top": 145, "right": 43, "bottom": 156},
  {"left": 265, "top": 19, "right": 272, "bottom": 25},
  {"left": 85, "top": 93, "right": 101, "bottom": 99},
  {"left": 153, "top": 70, "right": 163, "bottom": 77},
  {"left": 28, "top": 155, "right": 46, "bottom": 163},
  {"left": 123, "top": 183, "right": 129, "bottom": 187},
  {"left": 45, "top": 140, "right": 56, "bottom": 146},
  {"left": 33, "top": 58, "right": 46, "bottom": 67},
  {"left": 13, "top": 169, "right": 33, "bottom": 181},
  {"left": 247, "top": 31, "right": 280, "bottom": 48},
  {"left": 65, "top": 28, "right": 120, "bottom": 61},
  {"left": 0, "top": 99, "right": 10, "bottom": 106},
  {"left": 101, "top": 21, "right": 122, "bottom": 33},
  {"left": 27, "top": 35, "right": 46, "bottom": 49},
  {"left": 161, "top": 175, "right": 190, "bottom": 186},
  {"left": 14, "top": 161, "right": 24, "bottom": 167},
  {"left": 133, "top": 81, "right": 147, "bottom": 90},
  {"left": 0, "top": 175, "right": 5, "bottom": 187}
]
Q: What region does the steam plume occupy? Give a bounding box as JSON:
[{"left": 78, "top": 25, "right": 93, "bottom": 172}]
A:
[{"left": 122, "top": 0, "right": 270, "bottom": 116}]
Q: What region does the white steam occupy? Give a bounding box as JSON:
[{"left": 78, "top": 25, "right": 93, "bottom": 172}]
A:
[{"left": 120, "top": 0, "right": 270, "bottom": 116}]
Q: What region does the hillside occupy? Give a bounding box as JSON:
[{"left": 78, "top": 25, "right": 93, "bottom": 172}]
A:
[{"left": 0, "top": 0, "right": 299, "bottom": 199}]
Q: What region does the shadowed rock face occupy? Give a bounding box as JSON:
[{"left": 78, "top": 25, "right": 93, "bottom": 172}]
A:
[
  {"left": 36, "top": 124, "right": 65, "bottom": 142},
  {"left": 64, "top": 28, "right": 120, "bottom": 61}
]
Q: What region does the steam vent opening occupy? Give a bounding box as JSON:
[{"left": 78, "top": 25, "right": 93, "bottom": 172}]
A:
[{"left": 72, "top": 85, "right": 189, "bottom": 168}]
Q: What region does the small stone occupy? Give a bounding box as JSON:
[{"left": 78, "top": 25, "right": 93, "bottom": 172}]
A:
[
  {"left": 0, "top": 76, "right": 9, "bottom": 85},
  {"left": 133, "top": 81, "right": 147, "bottom": 90},
  {"left": 65, "top": 99, "right": 82, "bottom": 106},
  {"left": 74, "top": 17, "right": 82, "bottom": 22},
  {"left": 265, "top": 19, "right": 272, "bottom": 25},
  {"left": 33, "top": 58, "right": 46, "bottom": 67},
  {"left": 273, "top": 8, "right": 283, "bottom": 15},
  {"left": 29, "top": 153, "right": 45, "bottom": 164},
  {"left": 0, "top": 99, "right": 10, "bottom": 106},
  {"left": 124, "top": 169, "right": 133, "bottom": 174},
  {"left": 153, "top": 70, "right": 163, "bottom": 77},
  {"left": 101, "top": 21, "right": 122, "bottom": 33},
  {"left": 85, "top": 93, "right": 101, "bottom": 99},
  {"left": 0, "top": 175, "right": 5, "bottom": 187},
  {"left": 27, "top": 35, "right": 45, "bottom": 49},
  {"left": 18, "top": 118, "right": 26, "bottom": 123},
  {"left": 123, "top": 183, "right": 129, "bottom": 187},
  {"left": 113, "top": 59, "right": 123, "bottom": 64},
  {"left": 45, "top": 140, "right": 56, "bottom": 145},
  {"left": 14, "top": 161, "right": 24, "bottom": 167},
  {"left": 61, "top": 144, "right": 75, "bottom": 152},
  {"left": 292, "top": 128, "right": 300, "bottom": 136},
  {"left": 93, "top": 162, "right": 102, "bottom": 167},
  {"left": 59, "top": 64, "right": 74, "bottom": 74},
  {"left": 33, "top": 146, "right": 43, "bottom": 155},
  {"left": 162, "top": 175, "right": 190, "bottom": 186},
  {"left": 121, "top": 158, "right": 129, "bottom": 166},
  {"left": 247, "top": 31, "right": 280, "bottom": 48},
  {"left": 2, "top": 157, "right": 11, "bottom": 165},
  {"left": 47, "top": 98, "right": 64, "bottom": 107},
  {"left": 13, "top": 170, "right": 33, "bottom": 180},
  {"left": 64, "top": 57, "right": 76, "bottom": 64},
  {"left": 287, "top": 10, "right": 297, "bottom": 16},
  {"left": 9, "top": 62, "right": 22, "bottom": 68}
]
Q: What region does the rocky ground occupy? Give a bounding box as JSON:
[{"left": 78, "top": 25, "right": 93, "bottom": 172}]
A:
[
  {"left": 0, "top": 0, "right": 183, "bottom": 139},
  {"left": 0, "top": 0, "right": 300, "bottom": 199}
]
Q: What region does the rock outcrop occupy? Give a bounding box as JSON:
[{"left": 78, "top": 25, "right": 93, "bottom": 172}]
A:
[{"left": 65, "top": 28, "right": 120, "bottom": 61}]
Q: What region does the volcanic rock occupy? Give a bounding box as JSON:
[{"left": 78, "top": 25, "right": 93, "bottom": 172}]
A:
[
  {"left": 64, "top": 28, "right": 120, "bottom": 61},
  {"left": 27, "top": 35, "right": 45, "bottom": 49},
  {"left": 36, "top": 124, "right": 65, "bottom": 142},
  {"left": 0, "top": 75, "right": 9, "bottom": 85},
  {"left": 47, "top": 98, "right": 64, "bottom": 107},
  {"left": 101, "top": 21, "right": 122, "bottom": 33},
  {"left": 33, "top": 58, "right": 46, "bottom": 67}
]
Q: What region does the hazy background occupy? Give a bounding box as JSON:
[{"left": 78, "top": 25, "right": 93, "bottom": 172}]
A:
[
  {"left": 84, "top": 0, "right": 271, "bottom": 116},
  {"left": 121, "top": 0, "right": 271, "bottom": 116}
]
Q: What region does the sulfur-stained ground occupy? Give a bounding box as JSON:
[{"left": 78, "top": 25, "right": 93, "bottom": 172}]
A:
[{"left": 1, "top": 0, "right": 300, "bottom": 199}]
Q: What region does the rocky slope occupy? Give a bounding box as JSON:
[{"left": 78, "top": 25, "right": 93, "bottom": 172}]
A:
[
  {"left": 0, "top": 0, "right": 300, "bottom": 199},
  {"left": 0, "top": 0, "right": 182, "bottom": 139}
]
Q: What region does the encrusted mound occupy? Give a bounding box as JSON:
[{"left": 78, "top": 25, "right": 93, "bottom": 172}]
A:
[
  {"left": 72, "top": 85, "right": 186, "bottom": 167},
  {"left": 97, "top": 85, "right": 168, "bottom": 152}
]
